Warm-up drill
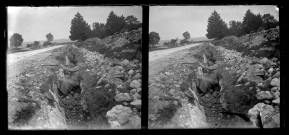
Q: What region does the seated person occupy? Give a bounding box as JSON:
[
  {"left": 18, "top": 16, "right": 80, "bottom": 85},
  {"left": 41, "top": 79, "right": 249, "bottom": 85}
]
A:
[
  {"left": 195, "top": 57, "right": 223, "bottom": 97},
  {"left": 57, "top": 58, "right": 85, "bottom": 97}
]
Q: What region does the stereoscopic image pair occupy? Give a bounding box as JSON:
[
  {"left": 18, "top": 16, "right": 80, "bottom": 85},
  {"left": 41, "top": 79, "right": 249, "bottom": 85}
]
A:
[{"left": 7, "top": 5, "right": 280, "bottom": 129}]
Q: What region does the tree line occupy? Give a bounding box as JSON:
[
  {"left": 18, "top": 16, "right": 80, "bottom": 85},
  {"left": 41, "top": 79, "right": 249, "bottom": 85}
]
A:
[
  {"left": 69, "top": 11, "right": 142, "bottom": 41},
  {"left": 9, "top": 11, "right": 141, "bottom": 48},
  {"left": 206, "top": 9, "right": 279, "bottom": 39},
  {"left": 9, "top": 33, "right": 54, "bottom": 48},
  {"left": 149, "top": 31, "right": 191, "bottom": 48}
]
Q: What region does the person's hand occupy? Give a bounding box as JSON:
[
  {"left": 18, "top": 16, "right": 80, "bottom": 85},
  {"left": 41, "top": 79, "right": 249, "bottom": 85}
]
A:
[
  {"left": 199, "top": 62, "right": 204, "bottom": 67},
  {"left": 59, "top": 63, "right": 64, "bottom": 68}
]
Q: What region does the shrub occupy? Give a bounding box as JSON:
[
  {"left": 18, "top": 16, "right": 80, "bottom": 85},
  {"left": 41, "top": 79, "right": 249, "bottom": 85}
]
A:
[
  {"left": 10, "top": 33, "right": 24, "bottom": 48},
  {"left": 43, "top": 41, "right": 53, "bottom": 47},
  {"left": 180, "top": 39, "right": 189, "bottom": 45}
]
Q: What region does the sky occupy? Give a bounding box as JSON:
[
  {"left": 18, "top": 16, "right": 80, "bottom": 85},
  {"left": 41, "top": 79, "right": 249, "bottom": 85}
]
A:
[
  {"left": 149, "top": 5, "right": 279, "bottom": 40},
  {"left": 7, "top": 6, "right": 142, "bottom": 42}
]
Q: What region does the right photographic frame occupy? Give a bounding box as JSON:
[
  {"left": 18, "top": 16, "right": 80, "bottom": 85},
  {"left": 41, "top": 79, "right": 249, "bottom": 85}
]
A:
[{"left": 148, "top": 5, "right": 280, "bottom": 129}]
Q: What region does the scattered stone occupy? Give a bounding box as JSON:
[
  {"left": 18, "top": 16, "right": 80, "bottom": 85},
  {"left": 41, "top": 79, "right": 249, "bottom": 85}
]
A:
[
  {"left": 272, "top": 71, "right": 280, "bottom": 78},
  {"left": 115, "top": 93, "right": 132, "bottom": 102},
  {"left": 120, "top": 59, "right": 129, "bottom": 66},
  {"left": 128, "top": 70, "right": 134, "bottom": 75},
  {"left": 106, "top": 105, "right": 133, "bottom": 125},
  {"left": 132, "top": 73, "right": 141, "bottom": 80},
  {"left": 256, "top": 91, "right": 273, "bottom": 100},
  {"left": 130, "top": 99, "right": 141, "bottom": 109},
  {"left": 270, "top": 78, "right": 280, "bottom": 87},
  {"left": 264, "top": 100, "right": 271, "bottom": 104},
  {"left": 272, "top": 98, "right": 280, "bottom": 105},
  {"left": 130, "top": 80, "right": 141, "bottom": 89},
  {"left": 128, "top": 115, "right": 141, "bottom": 128},
  {"left": 130, "top": 89, "right": 137, "bottom": 95},
  {"left": 123, "top": 102, "right": 128, "bottom": 106},
  {"left": 260, "top": 57, "right": 269, "bottom": 65},
  {"left": 132, "top": 93, "right": 141, "bottom": 100},
  {"left": 104, "top": 84, "right": 110, "bottom": 88},
  {"left": 249, "top": 87, "right": 253, "bottom": 91},
  {"left": 271, "top": 87, "right": 279, "bottom": 92},
  {"left": 257, "top": 82, "right": 265, "bottom": 88},
  {"left": 109, "top": 121, "right": 121, "bottom": 128},
  {"left": 136, "top": 88, "right": 142, "bottom": 93},
  {"left": 273, "top": 91, "right": 280, "bottom": 99},
  {"left": 245, "top": 82, "right": 250, "bottom": 86},
  {"left": 116, "top": 85, "right": 124, "bottom": 90},
  {"left": 268, "top": 68, "right": 274, "bottom": 74},
  {"left": 248, "top": 103, "right": 278, "bottom": 128},
  {"left": 236, "top": 69, "right": 242, "bottom": 74}
]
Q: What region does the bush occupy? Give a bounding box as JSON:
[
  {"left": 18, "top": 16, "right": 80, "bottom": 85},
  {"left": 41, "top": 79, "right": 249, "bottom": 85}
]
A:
[
  {"left": 43, "top": 41, "right": 53, "bottom": 47},
  {"left": 180, "top": 39, "right": 189, "bottom": 45},
  {"left": 149, "top": 32, "right": 160, "bottom": 48},
  {"left": 10, "top": 33, "right": 24, "bottom": 48}
]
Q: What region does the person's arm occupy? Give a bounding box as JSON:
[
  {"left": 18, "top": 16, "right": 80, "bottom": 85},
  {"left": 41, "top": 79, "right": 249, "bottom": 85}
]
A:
[
  {"left": 60, "top": 64, "right": 79, "bottom": 72},
  {"left": 200, "top": 62, "right": 218, "bottom": 70}
]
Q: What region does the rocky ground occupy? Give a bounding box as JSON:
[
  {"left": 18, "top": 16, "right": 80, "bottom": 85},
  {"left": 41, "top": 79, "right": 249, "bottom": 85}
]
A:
[{"left": 8, "top": 28, "right": 142, "bottom": 129}]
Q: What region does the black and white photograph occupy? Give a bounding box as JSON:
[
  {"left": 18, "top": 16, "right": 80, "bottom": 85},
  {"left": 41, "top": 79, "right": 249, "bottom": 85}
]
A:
[
  {"left": 7, "top": 6, "right": 142, "bottom": 129},
  {"left": 149, "top": 5, "right": 280, "bottom": 128}
]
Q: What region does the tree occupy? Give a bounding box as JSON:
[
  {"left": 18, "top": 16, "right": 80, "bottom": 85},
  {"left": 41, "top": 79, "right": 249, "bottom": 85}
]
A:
[
  {"left": 9, "top": 33, "right": 24, "bottom": 48},
  {"left": 206, "top": 10, "right": 229, "bottom": 39},
  {"left": 228, "top": 20, "right": 243, "bottom": 37},
  {"left": 242, "top": 10, "right": 263, "bottom": 34},
  {"left": 69, "top": 12, "right": 91, "bottom": 41},
  {"left": 149, "top": 31, "right": 160, "bottom": 48},
  {"left": 124, "top": 15, "right": 142, "bottom": 31},
  {"left": 261, "top": 14, "right": 279, "bottom": 30},
  {"left": 34, "top": 41, "right": 40, "bottom": 47},
  {"left": 91, "top": 22, "right": 106, "bottom": 39},
  {"left": 105, "top": 11, "right": 126, "bottom": 36},
  {"left": 46, "top": 33, "right": 54, "bottom": 42},
  {"left": 183, "top": 31, "right": 190, "bottom": 40}
]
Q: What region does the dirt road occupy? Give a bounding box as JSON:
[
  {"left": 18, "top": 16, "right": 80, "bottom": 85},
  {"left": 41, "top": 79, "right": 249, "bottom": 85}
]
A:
[
  {"left": 149, "top": 43, "right": 201, "bottom": 79},
  {"left": 149, "top": 43, "right": 201, "bottom": 63},
  {"left": 7, "top": 45, "right": 65, "bottom": 83}
]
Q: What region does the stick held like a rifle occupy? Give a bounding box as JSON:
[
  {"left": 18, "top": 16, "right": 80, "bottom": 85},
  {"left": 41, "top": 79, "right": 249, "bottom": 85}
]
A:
[
  {"left": 181, "top": 62, "right": 196, "bottom": 65},
  {"left": 40, "top": 64, "right": 60, "bottom": 67}
]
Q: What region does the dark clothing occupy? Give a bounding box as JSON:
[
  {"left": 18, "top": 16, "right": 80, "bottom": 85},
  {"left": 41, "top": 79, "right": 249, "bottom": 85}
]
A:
[
  {"left": 57, "top": 63, "right": 84, "bottom": 96},
  {"left": 196, "top": 62, "right": 222, "bottom": 95}
]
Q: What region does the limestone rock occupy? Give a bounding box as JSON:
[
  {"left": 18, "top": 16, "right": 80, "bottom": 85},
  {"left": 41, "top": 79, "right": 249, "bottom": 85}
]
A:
[
  {"left": 130, "top": 99, "right": 141, "bottom": 109},
  {"left": 132, "top": 93, "right": 141, "bottom": 100},
  {"left": 130, "top": 80, "right": 141, "bottom": 89},
  {"left": 109, "top": 121, "right": 121, "bottom": 129},
  {"left": 272, "top": 71, "right": 280, "bottom": 78},
  {"left": 268, "top": 68, "right": 274, "bottom": 74},
  {"left": 260, "top": 57, "right": 269, "bottom": 65},
  {"left": 132, "top": 73, "right": 141, "bottom": 80},
  {"left": 130, "top": 89, "right": 137, "bottom": 95},
  {"left": 272, "top": 98, "right": 280, "bottom": 105},
  {"left": 120, "top": 59, "right": 129, "bottom": 66},
  {"left": 256, "top": 91, "right": 273, "bottom": 100},
  {"left": 115, "top": 93, "right": 132, "bottom": 102},
  {"left": 128, "top": 115, "right": 141, "bottom": 128},
  {"left": 106, "top": 105, "right": 133, "bottom": 125},
  {"left": 245, "top": 82, "right": 250, "bottom": 86},
  {"left": 273, "top": 91, "right": 280, "bottom": 99},
  {"left": 248, "top": 102, "right": 280, "bottom": 128},
  {"left": 270, "top": 78, "right": 280, "bottom": 87},
  {"left": 271, "top": 87, "right": 279, "bottom": 92},
  {"left": 128, "top": 70, "right": 134, "bottom": 75}
]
